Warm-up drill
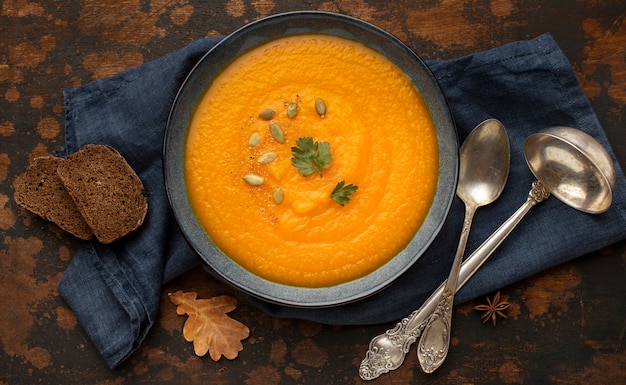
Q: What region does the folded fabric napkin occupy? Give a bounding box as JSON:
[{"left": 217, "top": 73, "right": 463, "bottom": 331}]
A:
[{"left": 56, "top": 33, "right": 626, "bottom": 368}]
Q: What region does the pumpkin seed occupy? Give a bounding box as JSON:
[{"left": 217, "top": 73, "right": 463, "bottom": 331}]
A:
[
  {"left": 248, "top": 132, "right": 261, "bottom": 147},
  {"left": 273, "top": 186, "right": 284, "bottom": 204},
  {"left": 315, "top": 98, "right": 326, "bottom": 117},
  {"left": 287, "top": 102, "right": 298, "bottom": 118},
  {"left": 258, "top": 151, "right": 277, "bottom": 164},
  {"left": 259, "top": 109, "right": 276, "bottom": 120},
  {"left": 243, "top": 174, "right": 264, "bottom": 186},
  {"left": 269, "top": 122, "right": 285, "bottom": 143}
]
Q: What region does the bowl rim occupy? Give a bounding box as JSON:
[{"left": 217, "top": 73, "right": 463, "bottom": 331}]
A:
[{"left": 164, "top": 10, "right": 458, "bottom": 307}]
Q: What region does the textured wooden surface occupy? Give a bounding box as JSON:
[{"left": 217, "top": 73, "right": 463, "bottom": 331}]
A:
[{"left": 1, "top": 1, "right": 625, "bottom": 384}]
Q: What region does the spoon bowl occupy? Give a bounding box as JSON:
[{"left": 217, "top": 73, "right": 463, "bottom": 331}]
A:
[
  {"left": 457, "top": 120, "right": 511, "bottom": 205},
  {"left": 525, "top": 126, "right": 616, "bottom": 213}
]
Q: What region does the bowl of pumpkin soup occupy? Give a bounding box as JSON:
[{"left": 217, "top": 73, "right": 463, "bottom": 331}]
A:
[{"left": 164, "top": 11, "right": 458, "bottom": 307}]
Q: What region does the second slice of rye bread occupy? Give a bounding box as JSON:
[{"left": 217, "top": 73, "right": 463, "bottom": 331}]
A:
[
  {"left": 13, "top": 156, "right": 94, "bottom": 240},
  {"left": 57, "top": 144, "right": 148, "bottom": 244}
]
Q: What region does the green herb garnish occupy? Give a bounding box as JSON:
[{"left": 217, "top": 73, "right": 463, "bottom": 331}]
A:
[
  {"left": 290, "top": 137, "right": 332, "bottom": 177},
  {"left": 331, "top": 181, "right": 358, "bottom": 206}
]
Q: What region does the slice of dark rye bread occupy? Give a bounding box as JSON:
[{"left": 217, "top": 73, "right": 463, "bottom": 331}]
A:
[
  {"left": 13, "top": 156, "right": 95, "bottom": 240},
  {"left": 56, "top": 144, "right": 148, "bottom": 244}
]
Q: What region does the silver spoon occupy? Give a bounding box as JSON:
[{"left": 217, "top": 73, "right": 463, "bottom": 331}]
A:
[
  {"left": 359, "top": 126, "right": 616, "bottom": 381},
  {"left": 417, "top": 119, "right": 510, "bottom": 373}
]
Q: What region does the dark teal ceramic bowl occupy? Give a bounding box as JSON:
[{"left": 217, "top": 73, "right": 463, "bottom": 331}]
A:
[{"left": 164, "top": 11, "right": 458, "bottom": 307}]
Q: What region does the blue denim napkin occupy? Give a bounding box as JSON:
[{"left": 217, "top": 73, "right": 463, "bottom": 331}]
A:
[{"left": 57, "top": 33, "right": 626, "bottom": 368}]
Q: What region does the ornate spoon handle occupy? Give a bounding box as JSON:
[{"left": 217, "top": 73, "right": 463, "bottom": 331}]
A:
[
  {"left": 359, "top": 182, "right": 550, "bottom": 380},
  {"left": 417, "top": 203, "right": 476, "bottom": 373}
]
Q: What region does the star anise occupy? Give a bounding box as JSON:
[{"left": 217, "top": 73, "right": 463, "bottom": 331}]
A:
[{"left": 473, "top": 290, "right": 510, "bottom": 327}]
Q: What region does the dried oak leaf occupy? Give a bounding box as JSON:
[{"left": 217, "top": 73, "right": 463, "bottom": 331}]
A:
[{"left": 168, "top": 290, "right": 250, "bottom": 360}]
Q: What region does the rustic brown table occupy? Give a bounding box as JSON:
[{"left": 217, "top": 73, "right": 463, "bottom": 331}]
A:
[{"left": 2, "top": 1, "right": 625, "bottom": 384}]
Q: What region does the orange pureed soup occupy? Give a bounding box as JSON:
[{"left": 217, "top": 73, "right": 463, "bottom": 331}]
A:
[{"left": 186, "top": 35, "right": 438, "bottom": 287}]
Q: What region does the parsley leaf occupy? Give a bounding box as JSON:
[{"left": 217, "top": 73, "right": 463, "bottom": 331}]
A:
[
  {"left": 290, "top": 137, "right": 332, "bottom": 177},
  {"left": 331, "top": 181, "right": 358, "bottom": 206}
]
